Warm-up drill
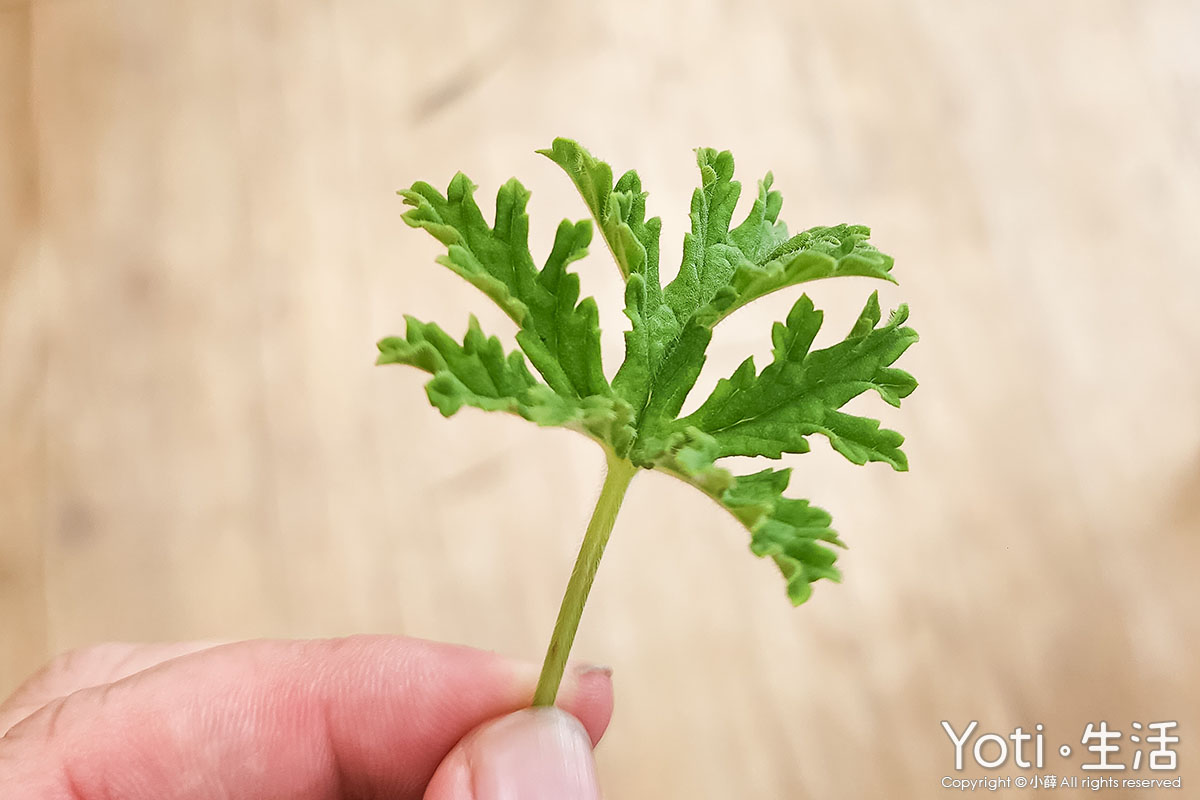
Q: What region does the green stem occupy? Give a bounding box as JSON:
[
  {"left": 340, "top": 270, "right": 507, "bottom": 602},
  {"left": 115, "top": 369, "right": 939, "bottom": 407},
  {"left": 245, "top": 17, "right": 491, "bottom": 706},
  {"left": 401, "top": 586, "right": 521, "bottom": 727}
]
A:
[{"left": 532, "top": 449, "right": 637, "bottom": 706}]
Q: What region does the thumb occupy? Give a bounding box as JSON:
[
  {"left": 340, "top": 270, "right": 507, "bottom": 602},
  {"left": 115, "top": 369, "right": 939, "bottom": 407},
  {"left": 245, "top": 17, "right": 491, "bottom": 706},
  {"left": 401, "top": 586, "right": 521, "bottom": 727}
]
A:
[{"left": 424, "top": 708, "right": 601, "bottom": 800}]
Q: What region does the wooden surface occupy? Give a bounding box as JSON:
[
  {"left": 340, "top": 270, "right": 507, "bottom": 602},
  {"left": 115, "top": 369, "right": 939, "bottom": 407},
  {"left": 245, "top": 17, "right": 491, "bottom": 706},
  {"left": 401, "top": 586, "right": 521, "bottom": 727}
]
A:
[{"left": 2, "top": 1, "right": 1198, "bottom": 797}]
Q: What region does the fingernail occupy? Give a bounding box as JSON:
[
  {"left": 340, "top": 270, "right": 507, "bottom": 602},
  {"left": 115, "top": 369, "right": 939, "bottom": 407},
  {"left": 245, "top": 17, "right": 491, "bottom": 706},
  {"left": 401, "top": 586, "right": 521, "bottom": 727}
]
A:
[
  {"left": 573, "top": 662, "right": 613, "bottom": 678},
  {"left": 467, "top": 708, "right": 600, "bottom": 800}
]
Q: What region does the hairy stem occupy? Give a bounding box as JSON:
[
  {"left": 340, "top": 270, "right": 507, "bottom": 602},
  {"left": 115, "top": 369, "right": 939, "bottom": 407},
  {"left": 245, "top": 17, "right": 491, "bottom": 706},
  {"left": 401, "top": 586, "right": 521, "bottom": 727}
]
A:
[{"left": 532, "top": 450, "right": 637, "bottom": 706}]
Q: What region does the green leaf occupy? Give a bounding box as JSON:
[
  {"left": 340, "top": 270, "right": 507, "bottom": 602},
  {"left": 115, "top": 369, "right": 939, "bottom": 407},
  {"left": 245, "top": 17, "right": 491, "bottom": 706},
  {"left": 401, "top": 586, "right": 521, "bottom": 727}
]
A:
[
  {"left": 538, "top": 139, "right": 673, "bottom": 414},
  {"left": 678, "top": 291, "right": 918, "bottom": 469},
  {"left": 542, "top": 145, "right": 900, "bottom": 444},
  {"left": 381, "top": 138, "right": 918, "bottom": 605},
  {"left": 662, "top": 149, "right": 744, "bottom": 325},
  {"left": 377, "top": 316, "right": 634, "bottom": 452},
  {"left": 399, "top": 173, "right": 607, "bottom": 399},
  {"left": 640, "top": 428, "right": 844, "bottom": 605},
  {"left": 537, "top": 139, "right": 662, "bottom": 286},
  {"left": 698, "top": 223, "right": 896, "bottom": 327}
]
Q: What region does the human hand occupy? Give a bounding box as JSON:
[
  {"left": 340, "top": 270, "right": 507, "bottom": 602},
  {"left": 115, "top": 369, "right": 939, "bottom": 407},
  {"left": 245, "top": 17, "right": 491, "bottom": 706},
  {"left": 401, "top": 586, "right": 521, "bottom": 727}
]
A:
[{"left": 0, "top": 636, "right": 613, "bottom": 799}]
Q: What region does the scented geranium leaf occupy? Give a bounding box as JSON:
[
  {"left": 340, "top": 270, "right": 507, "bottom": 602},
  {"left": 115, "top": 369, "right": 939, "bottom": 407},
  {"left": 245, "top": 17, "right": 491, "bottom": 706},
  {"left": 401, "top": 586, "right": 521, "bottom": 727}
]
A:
[
  {"left": 399, "top": 173, "right": 607, "bottom": 399},
  {"left": 678, "top": 291, "right": 918, "bottom": 468},
  {"left": 727, "top": 469, "right": 844, "bottom": 605},
  {"left": 537, "top": 138, "right": 663, "bottom": 285},
  {"left": 382, "top": 139, "right": 919, "bottom": 614},
  {"left": 517, "top": 218, "right": 608, "bottom": 400},
  {"left": 697, "top": 224, "right": 896, "bottom": 326},
  {"left": 539, "top": 139, "right": 674, "bottom": 412},
  {"left": 377, "top": 315, "right": 635, "bottom": 452},
  {"left": 662, "top": 149, "right": 743, "bottom": 325},
  {"left": 641, "top": 429, "right": 844, "bottom": 605},
  {"left": 623, "top": 148, "right": 746, "bottom": 434},
  {"left": 627, "top": 148, "right": 743, "bottom": 427},
  {"left": 636, "top": 148, "right": 900, "bottom": 436},
  {"left": 726, "top": 172, "right": 787, "bottom": 263}
]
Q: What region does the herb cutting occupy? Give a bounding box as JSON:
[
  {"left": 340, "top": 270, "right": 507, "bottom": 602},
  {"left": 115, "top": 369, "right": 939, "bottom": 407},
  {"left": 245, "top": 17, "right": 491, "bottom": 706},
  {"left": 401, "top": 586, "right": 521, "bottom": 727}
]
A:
[{"left": 378, "top": 138, "right": 918, "bottom": 708}]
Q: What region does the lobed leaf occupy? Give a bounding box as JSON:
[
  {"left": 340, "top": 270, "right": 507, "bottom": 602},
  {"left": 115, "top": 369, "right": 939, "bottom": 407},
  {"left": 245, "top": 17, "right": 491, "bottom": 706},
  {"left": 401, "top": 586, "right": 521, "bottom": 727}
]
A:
[
  {"left": 399, "top": 173, "right": 607, "bottom": 399},
  {"left": 678, "top": 291, "right": 918, "bottom": 469},
  {"left": 378, "top": 316, "right": 635, "bottom": 453},
  {"left": 381, "top": 138, "right": 917, "bottom": 604},
  {"left": 640, "top": 429, "right": 845, "bottom": 605}
]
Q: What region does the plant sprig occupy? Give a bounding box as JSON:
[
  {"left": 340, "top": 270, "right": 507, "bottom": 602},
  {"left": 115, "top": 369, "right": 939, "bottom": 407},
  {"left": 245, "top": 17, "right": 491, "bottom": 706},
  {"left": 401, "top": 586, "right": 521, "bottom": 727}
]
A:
[{"left": 378, "top": 139, "right": 917, "bottom": 705}]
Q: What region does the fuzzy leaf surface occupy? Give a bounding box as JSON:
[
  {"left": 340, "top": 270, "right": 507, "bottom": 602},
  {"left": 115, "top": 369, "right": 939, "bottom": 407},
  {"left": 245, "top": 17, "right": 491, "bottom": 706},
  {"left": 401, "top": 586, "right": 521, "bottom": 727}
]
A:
[
  {"left": 399, "top": 174, "right": 607, "bottom": 399},
  {"left": 381, "top": 139, "right": 917, "bottom": 603},
  {"left": 678, "top": 291, "right": 918, "bottom": 469},
  {"left": 377, "top": 316, "right": 634, "bottom": 451}
]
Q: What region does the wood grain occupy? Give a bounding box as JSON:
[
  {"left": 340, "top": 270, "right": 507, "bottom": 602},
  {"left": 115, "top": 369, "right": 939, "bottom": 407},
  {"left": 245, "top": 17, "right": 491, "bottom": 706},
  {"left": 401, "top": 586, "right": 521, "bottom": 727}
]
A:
[
  {"left": 2, "top": 1, "right": 1198, "bottom": 797},
  {"left": 0, "top": 1, "right": 46, "bottom": 698}
]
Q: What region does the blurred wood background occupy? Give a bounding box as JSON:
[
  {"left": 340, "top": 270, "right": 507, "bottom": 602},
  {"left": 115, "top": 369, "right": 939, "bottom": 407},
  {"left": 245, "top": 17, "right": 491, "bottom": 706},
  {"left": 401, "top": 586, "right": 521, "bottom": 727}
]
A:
[{"left": 2, "top": 1, "right": 1198, "bottom": 797}]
